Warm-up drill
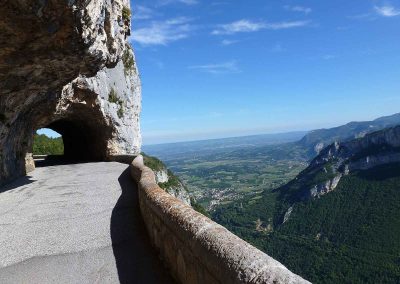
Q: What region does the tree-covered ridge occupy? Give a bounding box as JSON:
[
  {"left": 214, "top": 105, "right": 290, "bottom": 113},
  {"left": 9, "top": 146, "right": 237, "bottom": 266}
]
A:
[
  {"left": 214, "top": 127, "right": 400, "bottom": 283},
  {"left": 33, "top": 134, "right": 64, "bottom": 155},
  {"left": 214, "top": 158, "right": 400, "bottom": 283}
]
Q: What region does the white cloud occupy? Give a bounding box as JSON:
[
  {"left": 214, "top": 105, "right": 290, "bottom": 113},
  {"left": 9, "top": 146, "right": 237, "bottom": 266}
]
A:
[
  {"left": 265, "top": 21, "right": 310, "bottom": 30},
  {"left": 374, "top": 5, "right": 400, "bottom": 17},
  {"left": 179, "top": 0, "right": 198, "bottom": 4},
  {"left": 212, "top": 20, "right": 265, "bottom": 35},
  {"left": 221, "top": 39, "right": 238, "bottom": 46},
  {"left": 284, "top": 5, "right": 312, "bottom": 14},
  {"left": 189, "top": 61, "right": 240, "bottom": 74},
  {"left": 212, "top": 19, "right": 310, "bottom": 35},
  {"left": 132, "top": 5, "right": 155, "bottom": 20},
  {"left": 131, "top": 17, "right": 193, "bottom": 45}
]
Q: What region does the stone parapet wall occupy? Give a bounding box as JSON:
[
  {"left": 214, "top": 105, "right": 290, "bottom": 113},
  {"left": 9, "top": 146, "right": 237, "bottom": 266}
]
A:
[{"left": 130, "top": 155, "right": 310, "bottom": 284}]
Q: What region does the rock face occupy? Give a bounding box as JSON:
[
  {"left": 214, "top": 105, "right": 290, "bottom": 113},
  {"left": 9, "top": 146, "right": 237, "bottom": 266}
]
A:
[
  {"left": 293, "top": 126, "right": 400, "bottom": 200},
  {"left": 154, "top": 169, "right": 169, "bottom": 184},
  {"left": 143, "top": 154, "right": 192, "bottom": 206},
  {"left": 309, "top": 174, "right": 342, "bottom": 198},
  {"left": 272, "top": 125, "right": 400, "bottom": 228},
  {"left": 154, "top": 168, "right": 192, "bottom": 206},
  {"left": 0, "top": 0, "right": 141, "bottom": 185},
  {"left": 311, "top": 125, "right": 400, "bottom": 172}
]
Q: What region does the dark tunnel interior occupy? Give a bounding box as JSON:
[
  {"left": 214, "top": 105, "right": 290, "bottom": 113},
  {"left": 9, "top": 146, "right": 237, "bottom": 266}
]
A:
[{"left": 42, "top": 118, "right": 111, "bottom": 162}]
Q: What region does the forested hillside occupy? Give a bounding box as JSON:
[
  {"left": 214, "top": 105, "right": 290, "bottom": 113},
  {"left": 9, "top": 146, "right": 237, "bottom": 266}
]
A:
[
  {"left": 214, "top": 163, "right": 400, "bottom": 283},
  {"left": 214, "top": 127, "right": 400, "bottom": 283},
  {"left": 33, "top": 134, "right": 64, "bottom": 155}
]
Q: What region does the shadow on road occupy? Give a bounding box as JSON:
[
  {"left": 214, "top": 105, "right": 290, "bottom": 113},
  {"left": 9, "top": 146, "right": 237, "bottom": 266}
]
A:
[
  {"left": 111, "top": 167, "right": 175, "bottom": 284},
  {"left": 0, "top": 176, "right": 36, "bottom": 193},
  {"left": 0, "top": 156, "right": 93, "bottom": 193}
]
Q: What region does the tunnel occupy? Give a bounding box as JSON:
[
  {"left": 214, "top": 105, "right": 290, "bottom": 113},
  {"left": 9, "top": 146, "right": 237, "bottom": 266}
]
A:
[
  {"left": 33, "top": 114, "right": 115, "bottom": 164},
  {"left": 45, "top": 119, "right": 109, "bottom": 161}
]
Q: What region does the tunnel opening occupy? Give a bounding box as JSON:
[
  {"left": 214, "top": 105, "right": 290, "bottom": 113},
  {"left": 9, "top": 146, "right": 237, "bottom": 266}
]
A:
[
  {"left": 31, "top": 115, "right": 114, "bottom": 169},
  {"left": 46, "top": 119, "right": 107, "bottom": 161},
  {"left": 33, "top": 129, "right": 64, "bottom": 156}
]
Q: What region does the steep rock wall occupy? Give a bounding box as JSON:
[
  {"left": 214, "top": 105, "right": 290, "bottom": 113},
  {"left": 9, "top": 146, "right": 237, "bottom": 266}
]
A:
[
  {"left": 143, "top": 154, "right": 192, "bottom": 205},
  {"left": 293, "top": 126, "right": 400, "bottom": 200},
  {"left": 154, "top": 168, "right": 192, "bottom": 205},
  {"left": 0, "top": 0, "right": 141, "bottom": 185},
  {"left": 311, "top": 126, "right": 400, "bottom": 171}
]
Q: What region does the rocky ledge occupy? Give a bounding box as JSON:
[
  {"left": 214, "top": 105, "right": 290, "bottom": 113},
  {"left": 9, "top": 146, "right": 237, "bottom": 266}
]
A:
[{"left": 307, "top": 126, "right": 400, "bottom": 198}]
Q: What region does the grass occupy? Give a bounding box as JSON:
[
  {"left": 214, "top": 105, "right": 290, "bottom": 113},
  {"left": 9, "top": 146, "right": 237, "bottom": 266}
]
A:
[
  {"left": 159, "top": 171, "right": 181, "bottom": 189},
  {"left": 122, "top": 47, "right": 135, "bottom": 76},
  {"left": 108, "top": 88, "right": 124, "bottom": 118},
  {"left": 142, "top": 153, "right": 166, "bottom": 171},
  {"left": 122, "top": 6, "right": 131, "bottom": 22},
  {"left": 108, "top": 88, "right": 119, "bottom": 104}
]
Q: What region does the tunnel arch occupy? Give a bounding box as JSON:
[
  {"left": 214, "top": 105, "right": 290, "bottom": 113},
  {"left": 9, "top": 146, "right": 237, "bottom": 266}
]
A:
[
  {"left": 44, "top": 117, "right": 112, "bottom": 161},
  {"left": 19, "top": 90, "right": 119, "bottom": 174}
]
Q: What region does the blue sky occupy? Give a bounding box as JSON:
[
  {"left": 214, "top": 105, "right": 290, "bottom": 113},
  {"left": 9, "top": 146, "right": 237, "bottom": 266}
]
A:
[
  {"left": 38, "top": 1, "right": 400, "bottom": 142},
  {"left": 129, "top": 0, "right": 400, "bottom": 144}
]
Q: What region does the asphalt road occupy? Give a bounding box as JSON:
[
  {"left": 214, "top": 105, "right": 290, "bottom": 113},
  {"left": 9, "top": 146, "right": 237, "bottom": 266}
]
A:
[{"left": 0, "top": 162, "right": 173, "bottom": 284}]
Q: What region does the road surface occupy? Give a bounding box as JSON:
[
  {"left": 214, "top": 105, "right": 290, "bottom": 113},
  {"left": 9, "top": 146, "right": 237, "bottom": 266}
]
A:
[{"left": 0, "top": 162, "right": 173, "bottom": 284}]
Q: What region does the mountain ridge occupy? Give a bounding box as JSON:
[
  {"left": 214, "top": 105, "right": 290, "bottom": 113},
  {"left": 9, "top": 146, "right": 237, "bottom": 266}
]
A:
[
  {"left": 213, "top": 124, "right": 400, "bottom": 283},
  {"left": 298, "top": 112, "right": 400, "bottom": 157},
  {"left": 278, "top": 125, "right": 400, "bottom": 203}
]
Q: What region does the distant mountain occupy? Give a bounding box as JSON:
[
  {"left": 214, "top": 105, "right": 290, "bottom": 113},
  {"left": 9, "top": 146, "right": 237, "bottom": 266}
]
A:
[
  {"left": 214, "top": 126, "right": 400, "bottom": 283},
  {"left": 144, "top": 113, "right": 400, "bottom": 164},
  {"left": 142, "top": 131, "right": 307, "bottom": 161},
  {"left": 298, "top": 112, "right": 400, "bottom": 157},
  {"left": 279, "top": 125, "right": 400, "bottom": 203},
  {"left": 276, "top": 125, "right": 400, "bottom": 209}
]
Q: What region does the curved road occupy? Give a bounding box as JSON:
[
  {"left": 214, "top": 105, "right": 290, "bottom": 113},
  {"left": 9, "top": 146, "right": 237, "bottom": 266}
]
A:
[{"left": 0, "top": 162, "right": 174, "bottom": 284}]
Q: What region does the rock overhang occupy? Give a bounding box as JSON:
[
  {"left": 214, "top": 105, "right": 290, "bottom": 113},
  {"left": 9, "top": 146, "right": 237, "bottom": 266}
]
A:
[{"left": 0, "top": 0, "right": 141, "bottom": 185}]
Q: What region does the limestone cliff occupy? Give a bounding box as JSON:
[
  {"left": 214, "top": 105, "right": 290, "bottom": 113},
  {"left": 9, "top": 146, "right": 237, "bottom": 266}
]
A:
[
  {"left": 0, "top": 0, "right": 141, "bottom": 185},
  {"left": 291, "top": 125, "right": 400, "bottom": 200},
  {"left": 142, "top": 154, "right": 192, "bottom": 205},
  {"left": 311, "top": 125, "right": 400, "bottom": 171}
]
